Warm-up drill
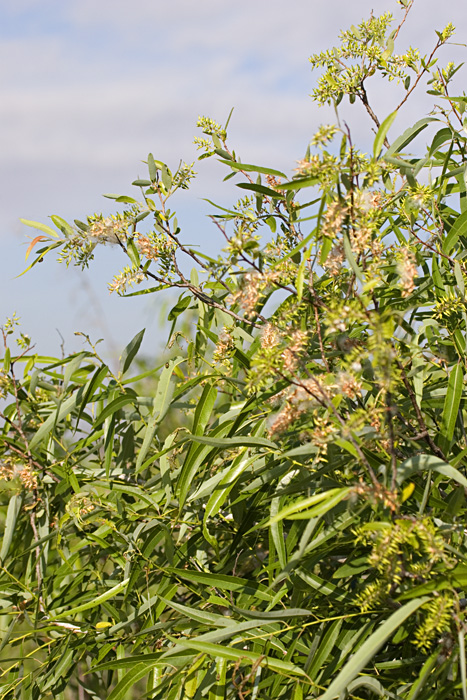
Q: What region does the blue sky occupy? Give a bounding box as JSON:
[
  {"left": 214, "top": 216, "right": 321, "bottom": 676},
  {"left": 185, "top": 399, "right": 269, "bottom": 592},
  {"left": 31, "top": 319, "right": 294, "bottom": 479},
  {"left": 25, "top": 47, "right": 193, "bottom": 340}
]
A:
[{"left": 1, "top": 0, "right": 466, "bottom": 366}]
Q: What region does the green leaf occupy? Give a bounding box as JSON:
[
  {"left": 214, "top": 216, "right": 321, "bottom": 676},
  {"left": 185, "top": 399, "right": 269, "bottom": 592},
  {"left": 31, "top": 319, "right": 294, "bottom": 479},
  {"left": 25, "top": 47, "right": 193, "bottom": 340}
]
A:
[
  {"left": 147, "top": 153, "right": 159, "bottom": 181},
  {"left": 132, "top": 179, "right": 151, "bottom": 187},
  {"left": 161, "top": 164, "right": 172, "bottom": 190},
  {"left": 135, "top": 357, "right": 184, "bottom": 473},
  {"left": 297, "top": 570, "right": 345, "bottom": 600},
  {"left": 126, "top": 238, "right": 141, "bottom": 267},
  {"left": 168, "top": 295, "right": 191, "bottom": 321},
  {"left": 217, "top": 160, "right": 287, "bottom": 178},
  {"left": 107, "top": 662, "right": 149, "bottom": 700},
  {"left": 455, "top": 260, "right": 465, "bottom": 295},
  {"left": 279, "top": 176, "right": 319, "bottom": 191},
  {"left": 296, "top": 247, "right": 311, "bottom": 302},
  {"left": 203, "top": 452, "right": 258, "bottom": 544},
  {"left": 186, "top": 434, "right": 276, "bottom": 450},
  {"left": 231, "top": 605, "right": 312, "bottom": 621},
  {"left": 319, "top": 597, "right": 429, "bottom": 700},
  {"left": 75, "top": 364, "right": 109, "bottom": 427},
  {"left": 214, "top": 148, "right": 233, "bottom": 160},
  {"left": 166, "top": 567, "right": 274, "bottom": 602},
  {"left": 429, "top": 127, "right": 453, "bottom": 156},
  {"left": 120, "top": 329, "right": 145, "bottom": 376},
  {"left": 121, "top": 195, "right": 139, "bottom": 204},
  {"left": 343, "top": 233, "right": 363, "bottom": 281},
  {"left": 405, "top": 651, "right": 439, "bottom": 700},
  {"left": 192, "top": 382, "right": 218, "bottom": 436},
  {"left": 0, "top": 494, "right": 23, "bottom": 563},
  {"left": 20, "top": 218, "right": 60, "bottom": 239},
  {"left": 385, "top": 117, "right": 438, "bottom": 157},
  {"left": 459, "top": 628, "right": 467, "bottom": 700},
  {"left": 270, "top": 496, "right": 287, "bottom": 569},
  {"left": 236, "top": 182, "right": 285, "bottom": 198},
  {"left": 93, "top": 480, "right": 161, "bottom": 508},
  {"left": 373, "top": 110, "right": 397, "bottom": 158},
  {"left": 346, "top": 676, "right": 388, "bottom": 698},
  {"left": 62, "top": 352, "right": 86, "bottom": 391},
  {"left": 50, "top": 215, "right": 75, "bottom": 237},
  {"left": 397, "top": 454, "right": 467, "bottom": 489},
  {"left": 93, "top": 394, "right": 137, "bottom": 428},
  {"left": 443, "top": 210, "right": 467, "bottom": 253},
  {"left": 382, "top": 36, "right": 394, "bottom": 61},
  {"left": 16, "top": 240, "right": 64, "bottom": 277},
  {"left": 307, "top": 619, "right": 343, "bottom": 680},
  {"left": 267, "top": 489, "right": 350, "bottom": 525},
  {"left": 3, "top": 347, "right": 11, "bottom": 373},
  {"left": 174, "top": 639, "right": 306, "bottom": 676},
  {"left": 439, "top": 361, "right": 464, "bottom": 453},
  {"left": 50, "top": 578, "right": 129, "bottom": 620},
  {"left": 178, "top": 424, "right": 233, "bottom": 507},
  {"left": 159, "top": 596, "right": 229, "bottom": 627},
  {"left": 320, "top": 235, "right": 333, "bottom": 266},
  {"left": 29, "top": 391, "right": 80, "bottom": 450}
]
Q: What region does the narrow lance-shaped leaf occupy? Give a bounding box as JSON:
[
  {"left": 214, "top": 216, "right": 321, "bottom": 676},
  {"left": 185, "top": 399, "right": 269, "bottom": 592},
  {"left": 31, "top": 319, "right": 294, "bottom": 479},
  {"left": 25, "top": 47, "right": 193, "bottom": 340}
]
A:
[
  {"left": 120, "top": 328, "right": 145, "bottom": 376},
  {"left": 136, "top": 357, "right": 184, "bottom": 473},
  {"left": 25, "top": 235, "right": 48, "bottom": 261},
  {"left": 147, "top": 153, "right": 159, "bottom": 181},
  {"left": 49, "top": 578, "right": 130, "bottom": 620},
  {"left": 126, "top": 238, "right": 141, "bottom": 268},
  {"left": 29, "top": 391, "right": 80, "bottom": 450},
  {"left": 0, "top": 494, "right": 23, "bottom": 563},
  {"left": 75, "top": 363, "right": 109, "bottom": 428},
  {"left": 50, "top": 215, "right": 75, "bottom": 237},
  {"left": 93, "top": 394, "right": 137, "bottom": 428},
  {"left": 174, "top": 639, "right": 307, "bottom": 677},
  {"left": 385, "top": 116, "right": 438, "bottom": 157},
  {"left": 439, "top": 361, "right": 464, "bottom": 455},
  {"left": 236, "top": 182, "right": 286, "bottom": 198},
  {"left": 343, "top": 233, "right": 364, "bottom": 282},
  {"left": 217, "top": 160, "right": 287, "bottom": 178},
  {"left": 203, "top": 451, "right": 258, "bottom": 546},
  {"left": 397, "top": 454, "right": 467, "bottom": 489},
  {"left": 443, "top": 210, "right": 467, "bottom": 254},
  {"left": 319, "top": 597, "right": 429, "bottom": 700},
  {"left": 267, "top": 488, "right": 350, "bottom": 525},
  {"left": 374, "top": 110, "right": 397, "bottom": 158},
  {"left": 20, "top": 218, "right": 60, "bottom": 238}
]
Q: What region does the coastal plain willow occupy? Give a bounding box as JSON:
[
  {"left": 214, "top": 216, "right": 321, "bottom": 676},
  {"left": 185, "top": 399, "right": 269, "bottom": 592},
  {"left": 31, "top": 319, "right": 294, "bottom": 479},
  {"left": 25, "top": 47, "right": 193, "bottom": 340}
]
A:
[{"left": 2, "top": 1, "right": 467, "bottom": 697}]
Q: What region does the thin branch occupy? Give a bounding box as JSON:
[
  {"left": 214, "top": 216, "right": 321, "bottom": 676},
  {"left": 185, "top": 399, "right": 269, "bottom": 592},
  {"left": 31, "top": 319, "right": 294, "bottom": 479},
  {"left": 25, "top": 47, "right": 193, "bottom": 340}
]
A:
[
  {"left": 386, "top": 392, "right": 398, "bottom": 491},
  {"left": 396, "top": 39, "right": 443, "bottom": 112},
  {"left": 393, "top": 0, "right": 415, "bottom": 41},
  {"left": 396, "top": 359, "right": 446, "bottom": 460},
  {"left": 436, "top": 68, "right": 464, "bottom": 127},
  {"left": 312, "top": 296, "right": 330, "bottom": 372},
  {"left": 358, "top": 83, "right": 389, "bottom": 149}
]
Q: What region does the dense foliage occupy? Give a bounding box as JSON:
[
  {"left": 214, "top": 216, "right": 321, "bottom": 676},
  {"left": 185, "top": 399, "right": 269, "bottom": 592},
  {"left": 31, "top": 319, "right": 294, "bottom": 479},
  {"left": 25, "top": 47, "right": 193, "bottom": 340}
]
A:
[{"left": 3, "top": 1, "right": 467, "bottom": 697}]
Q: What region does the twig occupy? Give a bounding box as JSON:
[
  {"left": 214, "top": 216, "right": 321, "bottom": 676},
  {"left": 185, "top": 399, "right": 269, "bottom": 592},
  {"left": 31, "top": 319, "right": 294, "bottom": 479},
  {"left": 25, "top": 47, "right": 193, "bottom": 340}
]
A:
[
  {"left": 396, "top": 39, "right": 443, "bottom": 112},
  {"left": 393, "top": 0, "right": 415, "bottom": 41},
  {"left": 312, "top": 298, "right": 330, "bottom": 372},
  {"left": 29, "top": 511, "right": 44, "bottom": 612},
  {"left": 396, "top": 360, "right": 446, "bottom": 460},
  {"left": 386, "top": 392, "right": 398, "bottom": 491},
  {"left": 436, "top": 68, "right": 464, "bottom": 127}
]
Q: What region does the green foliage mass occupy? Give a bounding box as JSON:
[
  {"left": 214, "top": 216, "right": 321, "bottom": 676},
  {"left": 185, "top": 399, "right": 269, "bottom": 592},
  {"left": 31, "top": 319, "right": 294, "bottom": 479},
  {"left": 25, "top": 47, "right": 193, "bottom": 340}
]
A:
[{"left": 3, "top": 1, "right": 467, "bottom": 697}]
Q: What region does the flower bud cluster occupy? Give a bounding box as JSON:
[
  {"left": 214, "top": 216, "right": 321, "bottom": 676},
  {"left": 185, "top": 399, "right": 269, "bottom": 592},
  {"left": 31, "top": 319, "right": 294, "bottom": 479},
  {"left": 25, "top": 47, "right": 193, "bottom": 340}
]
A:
[{"left": 0, "top": 456, "right": 37, "bottom": 491}]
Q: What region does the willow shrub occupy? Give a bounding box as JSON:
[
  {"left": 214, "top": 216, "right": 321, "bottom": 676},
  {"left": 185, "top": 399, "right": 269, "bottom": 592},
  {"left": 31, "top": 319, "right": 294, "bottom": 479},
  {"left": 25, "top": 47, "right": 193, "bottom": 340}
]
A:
[{"left": 2, "top": 2, "right": 467, "bottom": 698}]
